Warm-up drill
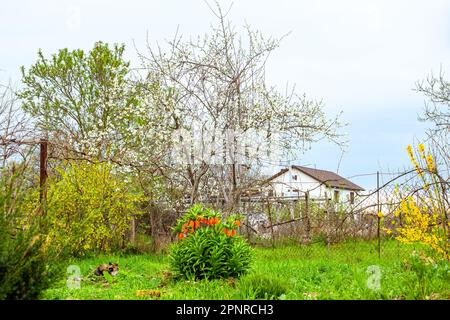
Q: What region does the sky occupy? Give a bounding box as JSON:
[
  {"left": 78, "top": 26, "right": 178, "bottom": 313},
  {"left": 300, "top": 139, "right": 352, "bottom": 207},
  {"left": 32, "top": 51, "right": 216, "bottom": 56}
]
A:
[{"left": 1, "top": 0, "right": 450, "bottom": 190}]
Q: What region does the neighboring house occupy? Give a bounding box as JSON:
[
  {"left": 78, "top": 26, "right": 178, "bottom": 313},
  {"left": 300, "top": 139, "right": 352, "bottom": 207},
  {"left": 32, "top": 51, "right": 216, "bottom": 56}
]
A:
[{"left": 264, "top": 165, "right": 365, "bottom": 205}]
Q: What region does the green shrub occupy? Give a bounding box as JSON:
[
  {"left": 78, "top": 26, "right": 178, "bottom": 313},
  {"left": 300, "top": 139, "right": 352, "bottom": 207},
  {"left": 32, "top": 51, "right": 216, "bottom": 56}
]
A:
[
  {"left": 0, "top": 166, "right": 61, "bottom": 299},
  {"left": 169, "top": 204, "right": 252, "bottom": 280},
  {"left": 237, "top": 273, "right": 288, "bottom": 299},
  {"left": 23, "top": 161, "right": 144, "bottom": 256},
  {"left": 0, "top": 222, "right": 61, "bottom": 299}
]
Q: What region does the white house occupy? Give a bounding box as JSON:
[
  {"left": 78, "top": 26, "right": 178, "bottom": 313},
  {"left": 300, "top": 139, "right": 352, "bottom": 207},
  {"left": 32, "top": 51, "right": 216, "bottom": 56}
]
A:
[{"left": 264, "top": 165, "right": 365, "bottom": 205}]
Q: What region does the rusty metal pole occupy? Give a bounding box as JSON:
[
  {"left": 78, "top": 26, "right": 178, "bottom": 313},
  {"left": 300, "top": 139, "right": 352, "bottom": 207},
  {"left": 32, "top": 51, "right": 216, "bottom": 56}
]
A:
[
  {"left": 39, "top": 138, "right": 48, "bottom": 215},
  {"left": 377, "top": 171, "right": 381, "bottom": 259},
  {"left": 304, "top": 191, "right": 311, "bottom": 244},
  {"left": 130, "top": 214, "right": 136, "bottom": 244},
  {"left": 267, "top": 201, "right": 275, "bottom": 248}
]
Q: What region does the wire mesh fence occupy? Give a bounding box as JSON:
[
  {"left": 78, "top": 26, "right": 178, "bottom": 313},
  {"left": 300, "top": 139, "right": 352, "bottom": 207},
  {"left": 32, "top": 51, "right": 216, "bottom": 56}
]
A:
[
  {"left": 211, "top": 170, "right": 431, "bottom": 261},
  {"left": 0, "top": 135, "right": 442, "bottom": 261}
]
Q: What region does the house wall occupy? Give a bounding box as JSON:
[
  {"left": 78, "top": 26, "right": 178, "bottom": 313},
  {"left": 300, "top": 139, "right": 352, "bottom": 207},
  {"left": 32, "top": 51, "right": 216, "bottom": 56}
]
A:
[{"left": 270, "top": 167, "right": 358, "bottom": 205}]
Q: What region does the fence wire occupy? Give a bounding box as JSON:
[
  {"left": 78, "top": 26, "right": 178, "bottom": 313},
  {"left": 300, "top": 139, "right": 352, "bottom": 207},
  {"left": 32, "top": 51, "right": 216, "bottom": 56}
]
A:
[
  {"left": 211, "top": 170, "right": 435, "bottom": 261},
  {"left": 0, "top": 137, "right": 443, "bottom": 260}
]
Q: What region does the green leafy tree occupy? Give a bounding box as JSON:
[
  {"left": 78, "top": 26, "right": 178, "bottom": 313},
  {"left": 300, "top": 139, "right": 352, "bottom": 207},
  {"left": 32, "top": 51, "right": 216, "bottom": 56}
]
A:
[
  {"left": 142, "top": 4, "right": 346, "bottom": 209},
  {"left": 19, "top": 42, "right": 175, "bottom": 254},
  {"left": 19, "top": 42, "right": 171, "bottom": 168}
]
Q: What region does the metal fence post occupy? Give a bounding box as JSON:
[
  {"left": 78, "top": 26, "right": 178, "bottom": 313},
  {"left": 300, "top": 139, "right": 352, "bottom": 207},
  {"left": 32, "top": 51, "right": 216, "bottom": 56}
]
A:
[
  {"left": 267, "top": 200, "right": 275, "bottom": 248},
  {"left": 131, "top": 214, "right": 136, "bottom": 244},
  {"left": 39, "top": 138, "right": 48, "bottom": 215},
  {"left": 304, "top": 192, "right": 311, "bottom": 244},
  {"left": 377, "top": 171, "right": 381, "bottom": 259}
]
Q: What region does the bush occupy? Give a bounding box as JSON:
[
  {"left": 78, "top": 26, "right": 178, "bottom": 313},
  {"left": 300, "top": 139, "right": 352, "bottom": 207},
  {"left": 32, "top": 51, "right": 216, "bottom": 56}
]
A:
[
  {"left": 23, "top": 161, "right": 144, "bottom": 256},
  {"left": 0, "top": 166, "right": 61, "bottom": 299},
  {"left": 394, "top": 144, "right": 449, "bottom": 260},
  {"left": 0, "top": 221, "right": 61, "bottom": 299},
  {"left": 169, "top": 204, "right": 252, "bottom": 280}
]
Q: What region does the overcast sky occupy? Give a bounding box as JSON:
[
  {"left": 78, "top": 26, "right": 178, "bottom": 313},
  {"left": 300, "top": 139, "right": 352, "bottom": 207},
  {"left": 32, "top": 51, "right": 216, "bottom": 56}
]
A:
[{"left": 1, "top": 0, "right": 450, "bottom": 189}]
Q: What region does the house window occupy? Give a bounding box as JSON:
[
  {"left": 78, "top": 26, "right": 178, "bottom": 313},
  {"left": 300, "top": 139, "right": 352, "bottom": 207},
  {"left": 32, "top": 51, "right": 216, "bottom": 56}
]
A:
[
  {"left": 350, "top": 192, "right": 355, "bottom": 204},
  {"left": 292, "top": 175, "right": 298, "bottom": 181},
  {"left": 334, "top": 190, "right": 340, "bottom": 202}
]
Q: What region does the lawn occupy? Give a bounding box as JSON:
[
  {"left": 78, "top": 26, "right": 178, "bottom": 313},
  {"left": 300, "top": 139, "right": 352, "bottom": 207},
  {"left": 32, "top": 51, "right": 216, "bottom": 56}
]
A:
[{"left": 43, "top": 240, "right": 450, "bottom": 300}]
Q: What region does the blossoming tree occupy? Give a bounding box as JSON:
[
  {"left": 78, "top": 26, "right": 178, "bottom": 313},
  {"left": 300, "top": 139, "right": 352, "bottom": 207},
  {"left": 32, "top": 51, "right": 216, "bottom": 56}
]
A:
[{"left": 139, "top": 4, "right": 346, "bottom": 210}]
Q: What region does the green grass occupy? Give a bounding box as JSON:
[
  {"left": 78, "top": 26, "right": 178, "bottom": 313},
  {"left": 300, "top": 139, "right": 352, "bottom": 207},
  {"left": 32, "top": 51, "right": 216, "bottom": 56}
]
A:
[{"left": 42, "top": 240, "right": 450, "bottom": 300}]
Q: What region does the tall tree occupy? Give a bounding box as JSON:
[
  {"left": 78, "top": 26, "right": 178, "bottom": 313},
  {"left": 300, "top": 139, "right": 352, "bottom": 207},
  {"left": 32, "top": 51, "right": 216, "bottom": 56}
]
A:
[
  {"left": 416, "top": 69, "right": 450, "bottom": 170},
  {"left": 19, "top": 42, "right": 183, "bottom": 251},
  {"left": 19, "top": 42, "right": 170, "bottom": 170},
  {"left": 0, "top": 82, "right": 31, "bottom": 167},
  {"left": 416, "top": 69, "right": 450, "bottom": 135},
  {"left": 140, "top": 3, "right": 345, "bottom": 210}
]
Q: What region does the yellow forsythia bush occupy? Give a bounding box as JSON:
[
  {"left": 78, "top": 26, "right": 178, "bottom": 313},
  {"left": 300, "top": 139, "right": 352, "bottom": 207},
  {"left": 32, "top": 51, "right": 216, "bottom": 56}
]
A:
[
  {"left": 394, "top": 144, "right": 449, "bottom": 260},
  {"left": 41, "top": 161, "right": 143, "bottom": 256}
]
